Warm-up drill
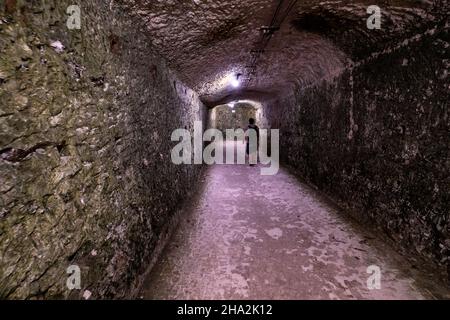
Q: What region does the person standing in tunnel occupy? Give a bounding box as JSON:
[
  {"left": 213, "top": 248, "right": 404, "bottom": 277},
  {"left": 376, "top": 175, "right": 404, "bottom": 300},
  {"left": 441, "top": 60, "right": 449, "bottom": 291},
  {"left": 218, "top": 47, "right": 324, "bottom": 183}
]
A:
[{"left": 245, "top": 118, "right": 260, "bottom": 166}]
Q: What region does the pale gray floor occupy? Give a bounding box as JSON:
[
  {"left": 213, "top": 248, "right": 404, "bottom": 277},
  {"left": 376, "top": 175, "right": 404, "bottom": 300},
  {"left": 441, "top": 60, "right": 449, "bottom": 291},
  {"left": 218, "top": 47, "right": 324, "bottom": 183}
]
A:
[{"left": 141, "top": 142, "right": 449, "bottom": 300}]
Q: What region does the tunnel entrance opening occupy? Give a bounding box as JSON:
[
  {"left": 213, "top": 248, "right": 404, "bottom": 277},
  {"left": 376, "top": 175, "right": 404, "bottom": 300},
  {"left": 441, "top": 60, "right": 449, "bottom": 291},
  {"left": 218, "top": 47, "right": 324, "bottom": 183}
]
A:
[
  {"left": 208, "top": 101, "right": 264, "bottom": 139},
  {"left": 171, "top": 120, "right": 279, "bottom": 175}
]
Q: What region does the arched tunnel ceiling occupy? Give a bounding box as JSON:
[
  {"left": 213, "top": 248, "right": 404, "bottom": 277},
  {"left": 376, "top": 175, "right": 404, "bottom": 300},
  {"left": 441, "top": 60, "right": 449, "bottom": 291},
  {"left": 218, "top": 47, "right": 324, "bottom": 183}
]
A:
[{"left": 119, "top": 0, "right": 447, "bottom": 106}]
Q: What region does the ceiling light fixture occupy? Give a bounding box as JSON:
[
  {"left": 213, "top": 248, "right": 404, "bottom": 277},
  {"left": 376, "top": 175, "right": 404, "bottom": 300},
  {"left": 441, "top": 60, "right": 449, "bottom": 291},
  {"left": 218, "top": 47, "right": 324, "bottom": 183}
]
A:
[{"left": 230, "top": 73, "right": 242, "bottom": 88}]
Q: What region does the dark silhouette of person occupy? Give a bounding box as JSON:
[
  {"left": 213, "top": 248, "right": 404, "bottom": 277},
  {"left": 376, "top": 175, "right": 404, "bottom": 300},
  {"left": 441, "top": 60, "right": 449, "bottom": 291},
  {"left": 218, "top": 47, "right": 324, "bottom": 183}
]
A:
[{"left": 246, "top": 118, "right": 259, "bottom": 166}]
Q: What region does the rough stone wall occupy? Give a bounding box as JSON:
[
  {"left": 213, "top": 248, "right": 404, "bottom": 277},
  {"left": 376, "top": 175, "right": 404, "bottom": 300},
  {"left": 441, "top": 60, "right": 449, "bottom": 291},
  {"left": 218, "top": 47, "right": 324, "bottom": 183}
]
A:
[
  {"left": 265, "top": 25, "right": 449, "bottom": 275},
  {"left": 208, "top": 104, "right": 258, "bottom": 133},
  {"left": 0, "top": 0, "right": 206, "bottom": 299}
]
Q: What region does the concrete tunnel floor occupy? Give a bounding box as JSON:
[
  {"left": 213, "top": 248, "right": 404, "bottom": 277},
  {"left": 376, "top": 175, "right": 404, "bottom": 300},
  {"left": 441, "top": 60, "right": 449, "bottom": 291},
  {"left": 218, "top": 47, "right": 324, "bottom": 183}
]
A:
[{"left": 140, "top": 141, "right": 449, "bottom": 300}]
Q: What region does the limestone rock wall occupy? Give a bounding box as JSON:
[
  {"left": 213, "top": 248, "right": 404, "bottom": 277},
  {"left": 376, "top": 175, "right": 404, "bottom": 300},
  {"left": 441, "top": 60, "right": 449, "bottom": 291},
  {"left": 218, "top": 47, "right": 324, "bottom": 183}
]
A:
[
  {"left": 0, "top": 0, "right": 206, "bottom": 299},
  {"left": 208, "top": 104, "right": 259, "bottom": 133},
  {"left": 265, "top": 24, "right": 449, "bottom": 276}
]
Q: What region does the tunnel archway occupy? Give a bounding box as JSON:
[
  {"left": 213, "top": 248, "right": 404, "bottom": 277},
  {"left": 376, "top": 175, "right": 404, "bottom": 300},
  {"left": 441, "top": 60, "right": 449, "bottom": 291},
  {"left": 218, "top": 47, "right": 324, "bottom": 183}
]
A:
[{"left": 208, "top": 100, "right": 266, "bottom": 134}]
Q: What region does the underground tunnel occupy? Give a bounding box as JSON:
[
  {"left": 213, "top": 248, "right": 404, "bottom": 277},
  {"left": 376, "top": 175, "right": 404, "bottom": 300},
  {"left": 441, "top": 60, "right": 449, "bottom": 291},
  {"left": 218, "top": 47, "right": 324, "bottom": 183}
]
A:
[{"left": 0, "top": 0, "right": 449, "bottom": 301}]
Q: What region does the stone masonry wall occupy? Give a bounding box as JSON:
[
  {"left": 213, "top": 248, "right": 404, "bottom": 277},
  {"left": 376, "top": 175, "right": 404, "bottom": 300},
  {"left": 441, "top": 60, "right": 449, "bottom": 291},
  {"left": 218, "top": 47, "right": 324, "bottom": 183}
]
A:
[
  {"left": 265, "top": 24, "right": 449, "bottom": 277},
  {"left": 0, "top": 0, "right": 207, "bottom": 299},
  {"left": 208, "top": 103, "right": 258, "bottom": 133}
]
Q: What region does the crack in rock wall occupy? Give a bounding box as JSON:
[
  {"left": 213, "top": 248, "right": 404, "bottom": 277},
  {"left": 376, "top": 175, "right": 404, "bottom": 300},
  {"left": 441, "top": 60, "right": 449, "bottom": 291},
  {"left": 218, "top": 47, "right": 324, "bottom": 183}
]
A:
[{"left": 0, "top": 0, "right": 206, "bottom": 299}]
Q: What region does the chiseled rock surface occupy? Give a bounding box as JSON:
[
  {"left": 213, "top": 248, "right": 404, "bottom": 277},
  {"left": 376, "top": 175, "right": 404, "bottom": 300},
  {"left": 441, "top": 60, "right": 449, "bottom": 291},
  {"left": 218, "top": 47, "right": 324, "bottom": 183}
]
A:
[
  {"left": 208, "top": 103, "right": 260, "bottom": 132},
  {"left": 265, "top": 23, "right": 450, "bottom": 280},
  {"left": 0, "top": 1, "right": 206, "bottom": 299},
  {"left": 121, "top": 0, "right": 447, "bottom": 105}
]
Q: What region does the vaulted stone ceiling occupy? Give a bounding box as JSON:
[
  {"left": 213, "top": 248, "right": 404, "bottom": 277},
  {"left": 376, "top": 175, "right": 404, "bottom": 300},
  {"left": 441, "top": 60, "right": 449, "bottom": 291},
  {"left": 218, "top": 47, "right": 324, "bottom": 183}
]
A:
[{"left": 119, "top": 0, "right": 447, "bottom": 106}]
